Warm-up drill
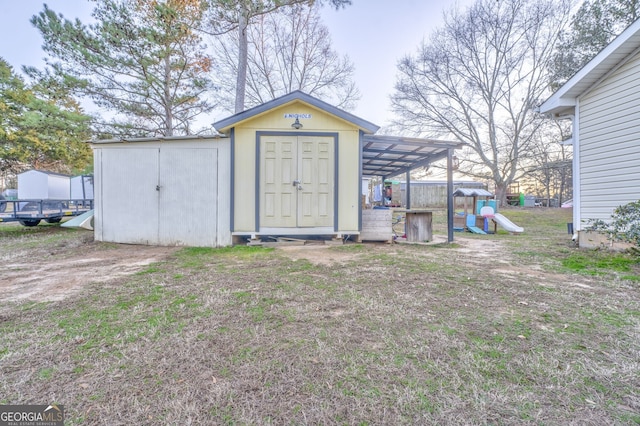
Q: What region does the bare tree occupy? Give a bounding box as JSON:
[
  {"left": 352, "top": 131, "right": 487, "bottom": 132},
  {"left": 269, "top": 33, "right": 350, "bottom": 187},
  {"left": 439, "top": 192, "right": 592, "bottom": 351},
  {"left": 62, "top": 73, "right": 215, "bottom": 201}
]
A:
[
  {"left": 522, "top": 119, "right": 573, "bottom": 206},
  {"left": 392, "top": 0, "right": 572, "bottom": 204},
  {"left": 205, "top": 0, "right": 351, "bottom": 113},
  {"left": 211, "top": 3, "right": 359, "bottom": 112}
]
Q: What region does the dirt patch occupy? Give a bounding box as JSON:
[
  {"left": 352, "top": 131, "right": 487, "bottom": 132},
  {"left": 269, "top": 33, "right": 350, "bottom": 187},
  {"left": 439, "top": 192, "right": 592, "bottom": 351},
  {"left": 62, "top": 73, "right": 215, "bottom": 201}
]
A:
[
  {"left": 1, "top": 241, "right": 179, "bottom": 303},
  {"left": 0, "top": 231, "right": 602, "bottom": 304},
  {"left": 0, "top": 235, "right": 518, "bottom": 303},
  {"left": 276, "top": 236, "right": 509, "bottom": 266},
  {"left": 454, "top": 235, "right": 508, "bottom": 256},
  {"left": 276, "top": 243, "right": 368, "bottom": 265}
]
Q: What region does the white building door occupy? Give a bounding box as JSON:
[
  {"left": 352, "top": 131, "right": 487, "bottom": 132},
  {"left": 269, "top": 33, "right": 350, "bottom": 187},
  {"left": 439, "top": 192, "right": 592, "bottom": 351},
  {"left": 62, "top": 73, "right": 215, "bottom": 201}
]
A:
[
  {"left": 159, "top": 148, "right": 218, "bottom": 246},
  {"left": 260, "top": 135, "right": 334, "bottom": 229},
  {"left": 98, "top": 148, "right": 160, "bottom": 245},
  {"left": 97, "top": 147, "right": 218, "bottom": 246}
]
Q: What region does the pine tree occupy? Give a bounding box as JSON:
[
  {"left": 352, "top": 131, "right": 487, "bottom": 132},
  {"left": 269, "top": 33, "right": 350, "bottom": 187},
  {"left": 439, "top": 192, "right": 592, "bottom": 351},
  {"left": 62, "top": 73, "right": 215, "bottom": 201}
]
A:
[
  {"left": 550, "top": 0, "right": 640, "bottom": 87},
  {"left": 32, "top": 0, "right": 215, "bottom": 137},
  {"left": 0, "top": 58, "right": 91, "bottom": 174}
]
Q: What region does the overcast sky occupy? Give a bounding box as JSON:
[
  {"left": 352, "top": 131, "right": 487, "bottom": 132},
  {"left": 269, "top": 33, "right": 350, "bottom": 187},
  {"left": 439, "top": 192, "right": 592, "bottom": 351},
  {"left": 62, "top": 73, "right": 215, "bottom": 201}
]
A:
[{"left": 1, "top": 0, "right": 474, "bottom": 127}]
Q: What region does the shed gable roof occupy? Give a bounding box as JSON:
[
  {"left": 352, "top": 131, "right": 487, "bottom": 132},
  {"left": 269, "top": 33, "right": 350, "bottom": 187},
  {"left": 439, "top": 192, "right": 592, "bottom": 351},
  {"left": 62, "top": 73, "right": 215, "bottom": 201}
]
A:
[
  {"left": 212, "top": 90, "right": 380, "bottom": 134},
  {"left": 539, "top": 18, "right": 640, "bottom": 117}
]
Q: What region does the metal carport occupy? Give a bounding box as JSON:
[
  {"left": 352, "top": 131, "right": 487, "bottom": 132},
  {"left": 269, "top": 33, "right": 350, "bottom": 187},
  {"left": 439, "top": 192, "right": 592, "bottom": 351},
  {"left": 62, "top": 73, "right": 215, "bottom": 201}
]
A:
[{"left": 360, "top": 134, "right": 465, "bottom": 242}]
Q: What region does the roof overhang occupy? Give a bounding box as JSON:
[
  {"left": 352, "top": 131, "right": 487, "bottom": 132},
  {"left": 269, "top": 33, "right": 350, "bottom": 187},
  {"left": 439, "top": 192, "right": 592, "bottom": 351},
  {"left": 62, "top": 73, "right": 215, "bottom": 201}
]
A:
[
  {"left": 213, "top": 90, "right": 380, "bottom": 134},
  {"left": 539, "top": 18, "right": 640, "bottom": 116},
  {"left": 88, "top": 134, "right": 227, "bottom": 145},
  {"left": 362, "top": 135, "right": 465, "bottom": 178}
]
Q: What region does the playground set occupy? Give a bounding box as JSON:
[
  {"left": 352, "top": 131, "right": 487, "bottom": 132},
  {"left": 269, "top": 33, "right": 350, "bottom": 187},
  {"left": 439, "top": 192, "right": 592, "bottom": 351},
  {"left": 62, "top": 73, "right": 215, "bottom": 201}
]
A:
[{"left": 452, "top": 188, "right": 523, "bottom": 235}]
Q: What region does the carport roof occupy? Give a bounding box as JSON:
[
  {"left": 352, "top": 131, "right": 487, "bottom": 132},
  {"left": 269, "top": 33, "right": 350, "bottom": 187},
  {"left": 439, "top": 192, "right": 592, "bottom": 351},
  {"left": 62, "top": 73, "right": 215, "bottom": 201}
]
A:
[{"left": 361, "top": 134, "right": 465, "bottom": 178}]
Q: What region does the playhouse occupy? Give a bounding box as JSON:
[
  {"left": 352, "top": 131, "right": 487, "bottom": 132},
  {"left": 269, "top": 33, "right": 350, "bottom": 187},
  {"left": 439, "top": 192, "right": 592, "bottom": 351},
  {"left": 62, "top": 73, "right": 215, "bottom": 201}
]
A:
[{"left": 452, "top": 187, "right": 523, "bottom": 234}]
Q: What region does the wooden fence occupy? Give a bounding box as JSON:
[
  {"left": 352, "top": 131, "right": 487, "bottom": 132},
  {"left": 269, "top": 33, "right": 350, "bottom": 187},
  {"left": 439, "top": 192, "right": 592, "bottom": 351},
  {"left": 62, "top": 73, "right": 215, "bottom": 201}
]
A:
[{"left": 399, "top": 182, "right": 488, "bottom": 209}]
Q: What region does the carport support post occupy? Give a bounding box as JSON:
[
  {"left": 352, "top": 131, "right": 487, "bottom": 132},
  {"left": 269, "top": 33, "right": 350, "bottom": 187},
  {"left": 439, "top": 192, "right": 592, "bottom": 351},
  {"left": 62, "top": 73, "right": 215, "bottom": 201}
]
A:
[
  {"left": 447, "top": 148, "right": 454, "bottom": 243},
  {"left": 405, "top": 170, "right": 411, "bottom": 210}
]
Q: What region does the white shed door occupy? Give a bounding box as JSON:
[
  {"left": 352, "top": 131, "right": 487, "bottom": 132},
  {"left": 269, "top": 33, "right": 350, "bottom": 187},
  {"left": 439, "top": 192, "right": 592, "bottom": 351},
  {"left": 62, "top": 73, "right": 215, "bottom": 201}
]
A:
[
  {"left": 100, "top": 148, "right": 160, "bottom": 244},
  {"left": 99, "top": 147, "right": 218, "bottom": 246},
  {"left": 260, "top": 135, "right": 334, "bottom": 228},
  {"left": 159, "top": 148, "right": 218, "bottom": 246}
]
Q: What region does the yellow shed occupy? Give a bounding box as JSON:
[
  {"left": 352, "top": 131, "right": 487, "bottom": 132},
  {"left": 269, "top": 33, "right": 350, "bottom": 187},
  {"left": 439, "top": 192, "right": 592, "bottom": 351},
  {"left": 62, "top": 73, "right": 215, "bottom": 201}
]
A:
[
  {"left": 214, "top": 91, "right": 379, "bottom": 243},
  {"left": 89, "top": 91, "right": 463, "bottom": 247}
]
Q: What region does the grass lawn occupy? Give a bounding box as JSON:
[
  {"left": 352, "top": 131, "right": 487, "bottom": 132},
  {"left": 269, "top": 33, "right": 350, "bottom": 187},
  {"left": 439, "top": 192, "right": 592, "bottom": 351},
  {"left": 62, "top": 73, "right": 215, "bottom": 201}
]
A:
[{"left": 1, "top": 207, "right": 639, "bottom": 425}]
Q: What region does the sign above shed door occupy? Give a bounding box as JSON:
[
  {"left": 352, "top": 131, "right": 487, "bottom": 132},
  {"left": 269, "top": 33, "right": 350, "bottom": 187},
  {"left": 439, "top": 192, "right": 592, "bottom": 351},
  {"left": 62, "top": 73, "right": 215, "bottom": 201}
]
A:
[{"left": 260, "top": 135, "right": 334, "bottom": 228}]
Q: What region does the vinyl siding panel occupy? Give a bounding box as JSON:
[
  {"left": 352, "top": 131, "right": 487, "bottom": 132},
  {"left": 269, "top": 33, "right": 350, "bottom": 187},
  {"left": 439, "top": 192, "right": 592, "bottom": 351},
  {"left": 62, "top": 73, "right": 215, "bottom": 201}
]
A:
[
  {"left": 582, "top": 159, "right": 638, "bottom": 179},
  {"left": 232, "top": 127, "right": 257, "bottom": 232},
  {"left": 581, "top": 139, "right": 638, "bottom": 158},
  {"left": 580, "top": 100, "right": 640, "bottom": 129},
  {"left": 337, "top": 130, "right": 360, "bottom": 231},
  {"left": 578, "top": 51, "right": 640, "bottom": 222}
]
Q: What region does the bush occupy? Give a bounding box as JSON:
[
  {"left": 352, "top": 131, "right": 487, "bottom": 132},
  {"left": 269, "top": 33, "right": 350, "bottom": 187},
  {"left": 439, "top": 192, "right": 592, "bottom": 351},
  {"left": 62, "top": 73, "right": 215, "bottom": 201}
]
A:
[{"left": 586, "top": 200, "right": 640, "bottom": 252}]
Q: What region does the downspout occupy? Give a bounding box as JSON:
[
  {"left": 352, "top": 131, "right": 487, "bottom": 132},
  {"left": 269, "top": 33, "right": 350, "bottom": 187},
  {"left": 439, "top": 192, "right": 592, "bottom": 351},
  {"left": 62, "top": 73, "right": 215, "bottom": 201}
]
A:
[
  {"left": 358, "top": 130, "right": 364, "bottom": 233},
  {"left": 230, "top": 128, "right": 235, "bottom": 233},
  {"left": 572, "top": 105, "right": 581, "bottom": 234}
]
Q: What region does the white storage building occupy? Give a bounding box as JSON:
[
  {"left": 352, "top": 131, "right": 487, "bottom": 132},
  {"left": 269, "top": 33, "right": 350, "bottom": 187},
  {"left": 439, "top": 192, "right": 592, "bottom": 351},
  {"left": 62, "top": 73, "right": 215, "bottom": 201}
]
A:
[
  {"left": 91, "top": 136, "right": 231, "bottom": 247},
  {"left": 17, "top": 170, "right": 70, "bottom": 200},
  {"left": 70, "top": 175, "right": 94, "bottom": 200}
]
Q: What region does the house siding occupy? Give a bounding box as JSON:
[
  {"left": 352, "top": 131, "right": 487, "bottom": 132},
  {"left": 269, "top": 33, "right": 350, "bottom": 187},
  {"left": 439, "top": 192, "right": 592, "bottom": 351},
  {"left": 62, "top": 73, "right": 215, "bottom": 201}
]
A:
[{"left": 578, "top": 51, "right": 640, "bottom": 223}]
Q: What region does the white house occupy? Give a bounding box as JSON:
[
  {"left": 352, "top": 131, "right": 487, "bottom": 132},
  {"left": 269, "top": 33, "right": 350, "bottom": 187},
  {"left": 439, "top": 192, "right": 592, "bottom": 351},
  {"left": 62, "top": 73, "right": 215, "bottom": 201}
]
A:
[{"left": 539, "top": 19, "right": 640, "bottom": 248}]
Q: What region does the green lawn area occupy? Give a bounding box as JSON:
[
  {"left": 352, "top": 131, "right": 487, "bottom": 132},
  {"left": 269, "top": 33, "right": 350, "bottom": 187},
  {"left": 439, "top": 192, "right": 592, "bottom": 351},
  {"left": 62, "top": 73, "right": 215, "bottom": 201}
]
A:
[{"left": 1, "top": 207, "right": 639, "bottom": 425}]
